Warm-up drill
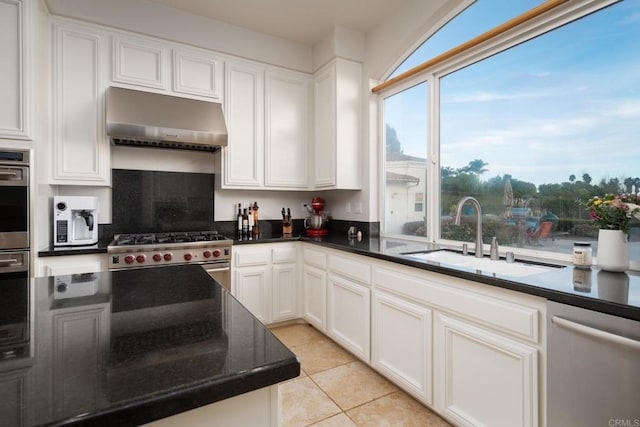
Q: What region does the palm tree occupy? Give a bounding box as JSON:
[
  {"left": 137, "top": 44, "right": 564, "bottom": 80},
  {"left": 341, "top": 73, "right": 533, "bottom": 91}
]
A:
[
  {"left": 569, "top": 174, "right": 576, "bottom": 183},
  {"left": 461, "top": 159, "right": 488, "bottom": 177},
  {"left": 624, "top": 177, "right": 634, "bottom": 193}
]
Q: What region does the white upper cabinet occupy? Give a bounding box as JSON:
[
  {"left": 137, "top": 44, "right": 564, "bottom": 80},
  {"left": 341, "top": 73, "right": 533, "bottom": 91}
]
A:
[
  {"left": 223, "top": 60, "right": 265, "bottom": 188},
  {"left": 0, "top": 0, "right": 33, "bottom": 140},
  {"left": 172, "top": 47, "right": 224, "bottom": 101},
  {"left": 112, "top": 34, "right": 170, "bottom": 90},
  {"left": 264, "top": 69, "right": 311, "bottom": 188},
  {"left": 222, "top": 61, "right": 312, "bottom": 190},
  {"left": 313, "top": 58, "right": 362, "bottom": 189},
  {"left": 51, "top": 20, "right": 110, "bottom": 185}
]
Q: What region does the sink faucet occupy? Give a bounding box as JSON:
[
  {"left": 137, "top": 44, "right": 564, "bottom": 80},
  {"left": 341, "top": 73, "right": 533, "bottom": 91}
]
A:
[{"left": 454, "top": 196, "right": 484, "bottom": 258}]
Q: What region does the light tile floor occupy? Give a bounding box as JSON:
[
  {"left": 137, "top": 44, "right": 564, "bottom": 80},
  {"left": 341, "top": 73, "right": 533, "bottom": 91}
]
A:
[{"left": 271, "top": 323, "right": 452, "bottom": 427}]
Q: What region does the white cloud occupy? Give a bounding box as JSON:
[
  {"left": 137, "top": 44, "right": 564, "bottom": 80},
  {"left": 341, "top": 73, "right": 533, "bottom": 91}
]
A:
[{"left": 607, "top": 100, "right": 640, "bottom": 118}]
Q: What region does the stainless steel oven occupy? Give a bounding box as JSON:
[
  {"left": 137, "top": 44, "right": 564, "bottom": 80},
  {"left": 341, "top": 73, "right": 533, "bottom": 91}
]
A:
[{"left": 0, "top": 149, "right": 29, "bottom": 250}]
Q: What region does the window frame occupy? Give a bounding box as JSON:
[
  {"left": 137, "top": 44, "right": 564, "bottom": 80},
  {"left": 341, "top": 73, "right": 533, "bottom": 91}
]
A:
[{"left": 379, "top": 0, "right": 620, "bottom": 260}]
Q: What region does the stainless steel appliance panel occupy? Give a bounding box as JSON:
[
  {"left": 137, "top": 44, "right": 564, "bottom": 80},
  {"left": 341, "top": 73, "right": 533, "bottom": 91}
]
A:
[
  {"left": 202, "top": 262, "right": 230, "bottom": 291},
  {"left": 547, "top": 301, "right": 640, "bottom": 426},
  {"left": 0, "top": 149, "right": 29, "bottom": 250}
]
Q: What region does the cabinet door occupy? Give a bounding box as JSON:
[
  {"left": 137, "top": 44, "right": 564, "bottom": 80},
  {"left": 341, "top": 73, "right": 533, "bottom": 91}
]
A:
[
  {"left": 235, "top": 266, "right": 270, "bottom": 323},
  {"left": 313, "top": 65, "right": 336, "bottom": 188},
  {"left": 112, "top": 34, "right": 169, "bottom": 90},
  {"left": 0, "top": 0, "right": 32, "bottom": 140},
  {"left": 327, "top": 274, "right": 370, "bottom": 362},
  {"left": 0, "top": 368, "right": 31, "bottom": 426},
  {"left": 51, "top": 21, "right": 110, "bottom": 185},
  {"left": 434, "top": 313, "right": 538, "bottom": 427},
  {"left": 264, "top": 70, "right": 310, "bottom": 188},
  {"left": 173, "top": 48, "right": 223, "bottom": 100},
  {"left": 302, "top": 264, "right": 326, "bottom": 332},
  {"left": 223, "top": 61, "right": 264, "bottom": 188},
  {"left": 272, "top": 263, "right": 298, "bottom": 323},
  {"left": 371, "top": 290, "right": 432, "bottom": 405},
  {"left": 52, "top": 306, "right": 108, "bottom": 417},
  {"left": 312, "top": 58, "right": 362, "bottom": 190}
]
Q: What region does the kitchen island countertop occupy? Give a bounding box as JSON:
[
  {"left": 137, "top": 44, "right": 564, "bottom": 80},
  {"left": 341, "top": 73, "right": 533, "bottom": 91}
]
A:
[{"left": 1, "top": 265, "right": 299, "bottom": 426}]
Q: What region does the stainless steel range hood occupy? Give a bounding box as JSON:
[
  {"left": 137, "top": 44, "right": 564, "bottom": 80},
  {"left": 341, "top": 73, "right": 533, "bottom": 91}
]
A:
[{"left": 106, "top": 86, "right": 227, "bottom": 152}]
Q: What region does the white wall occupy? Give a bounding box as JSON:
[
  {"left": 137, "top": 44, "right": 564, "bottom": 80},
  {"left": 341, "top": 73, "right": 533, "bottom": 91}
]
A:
[
  {"left": 359, "top": 0, "right": 464, "bottom": 223},
  {"left": 44, "top": 0, "right": 313, "bottom": 73},
  {"left": 34, "top": 0, "right": 464, "bottom": 240}
]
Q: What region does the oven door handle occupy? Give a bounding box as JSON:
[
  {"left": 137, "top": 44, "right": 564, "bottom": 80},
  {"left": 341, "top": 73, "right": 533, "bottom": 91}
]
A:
[
  {"left": 203, "top": 266, "right": 230, "bottom": 272},
  {"left": 0, "top": 167, "right": 27, "bottom": 185},
  {"left": 0, "top": 258, "right": 19, "bottom": 266},
  {"left": 0, "top": 169, "right": 20, "bottom": 178}
]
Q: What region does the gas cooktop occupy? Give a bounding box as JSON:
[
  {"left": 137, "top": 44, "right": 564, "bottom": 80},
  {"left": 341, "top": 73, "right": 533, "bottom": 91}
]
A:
[
  {"left": 107, "top": 231, "right": 232, "bottom": 271},
  {"left": 110, "top": 231, "right": 229, "bottom": 247}
]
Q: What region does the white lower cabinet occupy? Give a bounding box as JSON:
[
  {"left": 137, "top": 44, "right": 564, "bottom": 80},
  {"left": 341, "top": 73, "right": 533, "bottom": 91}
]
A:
[
  {"left": 233, "top": 243, "right": 544, "bottom": 426},
  {"left": 327, "top": 274, "right": 370, "bottom": 362},
  {"left": 271, "top": 263, "right": 298, "bottom": 323},
  {"left": 302, "top": 264, "right": 326, "bottom": 332},
  {"left": 371, "top": 290, "right": 432, "bottom": 405},
  {"left": 235, "top": 265, "right": 271, "bottom": 324},
  {"left": 434, "top": 313, "right": 538, "bottom": 427},
  {"left": 271, "top": 244, "right": 298, "bottom": 323},
  {"left": 233, "top": 243, "right": 299, "bottom": 325},
  {"left": 302, "top": 247, "right": 328, "bottom": 332}
]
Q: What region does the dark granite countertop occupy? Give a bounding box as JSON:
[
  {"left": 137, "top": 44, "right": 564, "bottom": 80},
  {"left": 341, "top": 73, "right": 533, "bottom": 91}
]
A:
[
  {"left": 1, "top": 265, "right": 299, "bottom": 426},
  {"left": 38, "top": 239, "right": 110, "bottom": 257},
  {"left": 234, "top": 231, "right": 640, "bottom": 322},
  {"left": 37, "top": 229, "right": 640, "bottom": 321}
]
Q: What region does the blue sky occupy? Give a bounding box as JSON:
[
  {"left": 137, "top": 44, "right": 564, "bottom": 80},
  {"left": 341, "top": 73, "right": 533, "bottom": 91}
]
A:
[{"left": 386, "top": 0, "right": 640, "bottom": 188}]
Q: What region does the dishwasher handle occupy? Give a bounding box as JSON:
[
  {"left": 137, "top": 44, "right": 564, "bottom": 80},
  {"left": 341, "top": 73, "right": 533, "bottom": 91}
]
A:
[{"left": 552, "top": 315, "right": 640, "bottom": 351}]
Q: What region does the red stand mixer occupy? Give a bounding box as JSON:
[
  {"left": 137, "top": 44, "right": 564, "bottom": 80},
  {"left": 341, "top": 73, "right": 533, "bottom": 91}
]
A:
[{"left": 304, "top": 197, "right": 328, "bottom": 236}]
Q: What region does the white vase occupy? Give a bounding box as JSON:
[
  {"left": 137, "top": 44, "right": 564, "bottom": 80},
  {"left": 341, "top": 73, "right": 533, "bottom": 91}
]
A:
[{"left": 596, "top": 229, "right": 629, "bottom": 272}]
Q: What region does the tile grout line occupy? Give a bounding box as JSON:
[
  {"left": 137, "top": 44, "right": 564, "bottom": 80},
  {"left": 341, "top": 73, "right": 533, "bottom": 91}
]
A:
[{"left": 275, "top": 325, "right": 452, "bottom": 427}]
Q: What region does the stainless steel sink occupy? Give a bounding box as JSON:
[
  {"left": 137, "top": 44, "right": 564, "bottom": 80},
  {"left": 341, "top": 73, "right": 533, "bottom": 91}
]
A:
[{"left": 401, "top": 249, "right": 564, "bottom": 277}]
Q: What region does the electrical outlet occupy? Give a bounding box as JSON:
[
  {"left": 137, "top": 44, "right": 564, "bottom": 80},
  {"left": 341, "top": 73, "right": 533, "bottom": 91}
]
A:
[
  {"left": 301, "top": 202, "right": 308, "bottom": 212},
  {"left": 346, "top": 202, "right": 351, "bottom": 213},
  {"left": 354, "top": 202, "right": 363, "bottom": 214}
]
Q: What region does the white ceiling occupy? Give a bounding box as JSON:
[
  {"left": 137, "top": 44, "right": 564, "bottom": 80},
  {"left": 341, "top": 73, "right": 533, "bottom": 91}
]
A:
[{"left": 144, "top": 0, "right": 410, "bottom": 45}]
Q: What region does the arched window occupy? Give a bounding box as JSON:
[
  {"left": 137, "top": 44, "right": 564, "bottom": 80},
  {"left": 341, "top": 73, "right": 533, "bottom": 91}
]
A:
[
  {"left": 389, "top": 0, "right": 547, "bottom": 79},
  {"left": 381, "top": 0, "right": 640, "bottom": 266}
]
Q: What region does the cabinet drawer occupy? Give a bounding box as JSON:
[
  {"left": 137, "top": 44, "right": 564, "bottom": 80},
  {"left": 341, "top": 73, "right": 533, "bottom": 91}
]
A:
[
  {"left": 234, "top": 249, "right": 269, "bottom": 267},
  {"left": 329, "top": 254, "right": 371, "bottom": 285},
  {"left": 303, "top": 247, "right": 327, "bottom": 269},
  {"left": 272, "top": 245, "right": 298, "bottom": 264},
  {"left": 375, "top": 266, "right": 539, "bottom": 343}
]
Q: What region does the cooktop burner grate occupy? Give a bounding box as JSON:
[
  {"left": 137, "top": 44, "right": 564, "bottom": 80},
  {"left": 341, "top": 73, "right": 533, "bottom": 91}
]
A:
[{"left": 111, "top": 231, "right": 228, "bottom": 246}]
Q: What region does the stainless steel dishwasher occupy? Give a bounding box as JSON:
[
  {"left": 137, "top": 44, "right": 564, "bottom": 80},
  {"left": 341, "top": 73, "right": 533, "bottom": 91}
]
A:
[{"left": 547, "top": 301, "right": 640, "bottom": 427}]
